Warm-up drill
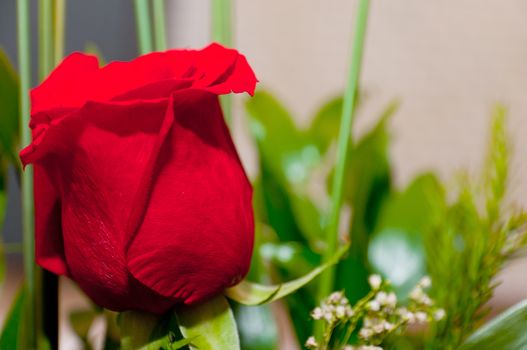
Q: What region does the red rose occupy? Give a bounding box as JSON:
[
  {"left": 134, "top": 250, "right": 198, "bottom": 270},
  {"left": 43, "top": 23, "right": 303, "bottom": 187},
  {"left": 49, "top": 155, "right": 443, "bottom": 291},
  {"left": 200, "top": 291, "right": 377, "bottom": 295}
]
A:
[{"left": 19, "top": 43, "right": 257, "bottom": 313}]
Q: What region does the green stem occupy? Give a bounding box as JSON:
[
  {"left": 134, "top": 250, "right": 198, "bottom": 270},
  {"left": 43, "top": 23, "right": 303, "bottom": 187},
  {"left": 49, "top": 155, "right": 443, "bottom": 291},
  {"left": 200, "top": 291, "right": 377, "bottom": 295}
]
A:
[
  {"left": 53, "top": 0, "right": 66, "bottom": 65},
  {"left": 152, "top": 0, "right": 167, "bottom": 51},
  {"left": 212, "top": 0, "right": 232, "bottom": 46},
  {"left": 17, "top": 0, "right": 36, "bottom": 347},
  {"left": 38, "top": 0, "right": 53, "bottom": 81},
  {"left": 211, "top": 0, "right": 233, "bottom": 125},
  {"left": 134, "top": 0, "right": 153, "bottom": 54},
  {"left": 315, "top": 0, "right": 370, "bottom": 335}
]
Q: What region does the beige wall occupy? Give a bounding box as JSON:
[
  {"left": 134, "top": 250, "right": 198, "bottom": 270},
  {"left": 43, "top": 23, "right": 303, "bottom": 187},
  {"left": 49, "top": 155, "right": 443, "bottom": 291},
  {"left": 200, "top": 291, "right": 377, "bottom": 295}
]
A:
[{"left": 168, "top": 0, "right": 527, "bottom": 207}]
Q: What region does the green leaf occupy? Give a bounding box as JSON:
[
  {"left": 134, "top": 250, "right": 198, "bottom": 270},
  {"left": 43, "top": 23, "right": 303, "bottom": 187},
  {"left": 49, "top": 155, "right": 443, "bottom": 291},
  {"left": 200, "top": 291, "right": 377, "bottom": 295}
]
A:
[
  {"left": 120, "top": 311, "right": 160, "bottom": 350},
  {"left": 69, "top": 309, "right": 97, "bottom": 346},
  {"left": 177, "top": 295, "right": 240, "bottom": 350},
  {"left": 459, "top": 299, "right": 527, "bottom": 350},
  {"left": 368, "top": 173, "right": 444, "bottom": 295},
  {"left": 246, "top": 91, "right": 322, "bottom": 244},
  {"left": 225, "top": 244, "right": 348, "bottom": 305},
  {"left": 0, "top": 287, "right": 25, "bottom": 349},
  {"left": 335, "top": 103, "right": 397, "bottom": 302},
  {"left": 235, "top": 305, "right": 278, "bottom": 350},
  {"left": 0, "top": 48, "right": 20, "bottom": 164},
  {"left": 308, "top": 96, "right": 343, "bottom": 153}
]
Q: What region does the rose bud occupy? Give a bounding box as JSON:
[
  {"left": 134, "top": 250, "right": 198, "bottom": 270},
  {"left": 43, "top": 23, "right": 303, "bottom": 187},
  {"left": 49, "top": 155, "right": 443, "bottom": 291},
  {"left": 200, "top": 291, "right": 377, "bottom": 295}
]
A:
[{"left": 19, "top": 44, "right": 257, "bottom": 313}]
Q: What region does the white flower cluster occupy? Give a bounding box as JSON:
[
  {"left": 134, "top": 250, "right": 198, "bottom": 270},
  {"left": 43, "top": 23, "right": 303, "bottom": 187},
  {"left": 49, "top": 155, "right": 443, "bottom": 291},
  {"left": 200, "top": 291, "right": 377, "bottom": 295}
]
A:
[
  {"left": 305, "top": 275, "right": 445, "bottom": 350},
  {"left": 310, "top": 291, "right": 354, "bottom": 324}
]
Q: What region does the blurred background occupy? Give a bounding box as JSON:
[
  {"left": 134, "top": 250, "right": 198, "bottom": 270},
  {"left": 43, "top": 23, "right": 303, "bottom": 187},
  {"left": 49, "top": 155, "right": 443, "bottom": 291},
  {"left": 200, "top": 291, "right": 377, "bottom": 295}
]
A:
[{"left": 1, "top": 0, "right": 526, "bottom": 349}]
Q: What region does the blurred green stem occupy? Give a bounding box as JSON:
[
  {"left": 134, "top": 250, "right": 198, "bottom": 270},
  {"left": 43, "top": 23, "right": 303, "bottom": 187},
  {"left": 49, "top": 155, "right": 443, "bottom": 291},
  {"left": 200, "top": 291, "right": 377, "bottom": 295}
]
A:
[
  {"left": 53, "top": 0, "right": 66, "bottom": 65},
  {"left": 17, "top": 0, "right": 36, "bottom": 347},
  {"left": 38, "top": 0, "right": 53, "bottom": 81},
  {"left": 153, "top": 0, "right": 167, "bottom": 51},
  {"left": 212, "top": 0, "right": 233, "bottom": 125},
  {"left": 134, "top": 0, "right": 153, "bottom": 54},
  {"left": 316, "top": 0, "right": 370, "bottom": 335}
]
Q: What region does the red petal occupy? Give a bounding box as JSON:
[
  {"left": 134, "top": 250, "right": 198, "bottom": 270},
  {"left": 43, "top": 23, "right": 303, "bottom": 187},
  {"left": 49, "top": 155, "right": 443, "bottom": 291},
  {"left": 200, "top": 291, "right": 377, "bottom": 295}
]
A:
[
  {"left": 126, "top": 90, "right": 254, "bottom": 304},
  {"left": 31, "top": 43, "right": 257, "bottom": 115},
  {"left": 34, "top": 163, "right": 68, "bottom": 276},
  {"left": 41, "top": 100, "right": 176, "bottom": 311}
]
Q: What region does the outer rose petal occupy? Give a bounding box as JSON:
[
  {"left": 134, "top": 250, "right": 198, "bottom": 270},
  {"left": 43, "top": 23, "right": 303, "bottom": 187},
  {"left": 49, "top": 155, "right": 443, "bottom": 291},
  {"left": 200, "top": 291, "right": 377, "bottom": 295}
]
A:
[
  {"left": 31, "top": 43, "right": 257, "bottom": 115},
  {"left": 34, "top": 163, "right": 68, "bottom": 276},
  {"left": 48, "top": 100, "right": 177, "bottom": 312},
  {"left": 126, "top": 90, "right": 254, "bottom": 304}
]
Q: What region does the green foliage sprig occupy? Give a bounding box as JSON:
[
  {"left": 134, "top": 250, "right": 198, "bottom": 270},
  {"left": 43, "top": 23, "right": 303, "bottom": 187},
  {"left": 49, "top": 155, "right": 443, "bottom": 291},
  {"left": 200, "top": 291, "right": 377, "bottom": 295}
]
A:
[{"left": 425, "top": 106, "right": 527, "bottom": 349}]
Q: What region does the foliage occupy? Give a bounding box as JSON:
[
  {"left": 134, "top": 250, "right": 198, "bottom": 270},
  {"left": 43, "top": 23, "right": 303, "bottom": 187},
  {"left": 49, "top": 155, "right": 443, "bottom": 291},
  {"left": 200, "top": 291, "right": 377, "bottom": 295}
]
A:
[
  {"left": 425, "top": 106, "right": 527, "bottom": 349},
  {"left": 458, "top": 299, "right": 527, "bottom": 350}
]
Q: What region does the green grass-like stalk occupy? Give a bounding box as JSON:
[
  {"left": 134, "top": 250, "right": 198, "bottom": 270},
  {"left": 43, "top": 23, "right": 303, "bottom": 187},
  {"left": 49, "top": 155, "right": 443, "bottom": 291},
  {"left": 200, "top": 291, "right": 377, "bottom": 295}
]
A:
[
  {"left": 38, "top": 0, "right": 53, "bottom": 81},
  {"left": 134, "top": 0, "right": 153, "bottom": 54},
  {"left": 17, "top": 0, "right": 36, "bottom": 347},
  {"left": 153, "top": 0, "right": 167, "bottom": 51},
  {"left": 212, "top": 0, "right": 233, "bottom": 125},
  {"left": 316, "top": 0, "right": 370, "bottom": 334},
  {"left": 53, "top": 0, "right": 66, "bottom": 65}
]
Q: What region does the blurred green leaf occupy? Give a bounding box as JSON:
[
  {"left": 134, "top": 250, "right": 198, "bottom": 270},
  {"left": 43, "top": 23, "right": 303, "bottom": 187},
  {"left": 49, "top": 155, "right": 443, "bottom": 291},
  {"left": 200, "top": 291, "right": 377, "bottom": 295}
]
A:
[
  {"left": 69, "top": 309, "right": 97, "bottom": 348},
  {"left": 247, "top": 91, "right": 323, "bottom": 244},
  {"left": 0, "top": 48, "right": 20, "bottom": 164},
  {"left": 335, "top": 103, "right": 397, "bottom": 302},
  {"left": 289, "top": 194, "right": 325, "bottom": 246},
  {"left": 0, "top": 288, "right": 25, "bottom": 349},
  {"left": 459, "top": 299, "right": 527, "bottom": 350},
  {"left": 235, "top": 305, "right": 278, "bottom": 350},
  {"left": 120, "top": 311, "right": 159, "bottom": 350},
  {"left": 235, "top": 223, "right": 279, "bottom": 350},
  {"left": 260, "top": 242, "right": 320, "bottom": 280},
  {"left": 225, "top": 244, "right": 348, "bottom": 306},
  {"left": 177, "top": 295, "right": 240, "bottom": 350},
  {"left": 368, "top": 173, "right": 444, "bottom": 296},
  {"left": 308, "top": 96, "right": 343, "bottom": 153}
]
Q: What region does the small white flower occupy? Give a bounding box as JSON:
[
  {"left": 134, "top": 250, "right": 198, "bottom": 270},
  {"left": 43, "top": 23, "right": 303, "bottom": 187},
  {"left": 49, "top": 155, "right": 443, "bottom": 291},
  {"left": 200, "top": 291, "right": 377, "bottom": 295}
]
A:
[
  {"left": 323, "top": 312, "right": 335, "bottom": 323},
  {"left": 434, "top": 308, "right": 446, "bottom": 320},
  {"left": 415, "top": 311, "right": 428, "bottom": 323},
  {"left": 305, "top": 336, "right": 318, "bottom": 348},
  {"left": 359, "top": 327, "right": 374, "bottom": 339},
  {"left": 311, "top": 307, "right": 323, "bottom": 320},
  {"left": 419, "top": 276, "right": 432, "bottom": 288},
  {"left": 373, "top": 323, "right": 385, "bottom": 334},
  {"left": 420, "top": 294, "right": 433, "bottom": 306},
  {"left": 375, "top": 291, "right": 388, "bottom": 304},
  {"left": 384, "top": 321, "right": 395, "bottom": 331},
  {"left": 368, "top": 274, "right": 382, "bottom": 290},
  {"left": 400, "top": 309, "right": 415, "bottom": 324},
  {"left": 346, "top": 307, "right": 354, "bottom": 317},
  {"left": 386, "top": 292, "right": 397, "bottom": 307},
  {"left": 329, "top": 291, "right": 344, "bottom": 303},
  {"left": 368, "top": 300, "right": 381, "bottom": 311},
  {"left": 343, "top": 346, "right": 355, "bottom": 350},
  {"left": 410, "top": 286, "right": 424, "bottom": 301},
  {"left": 335, "top": 305, "right": 347, "bottom": 319}
]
